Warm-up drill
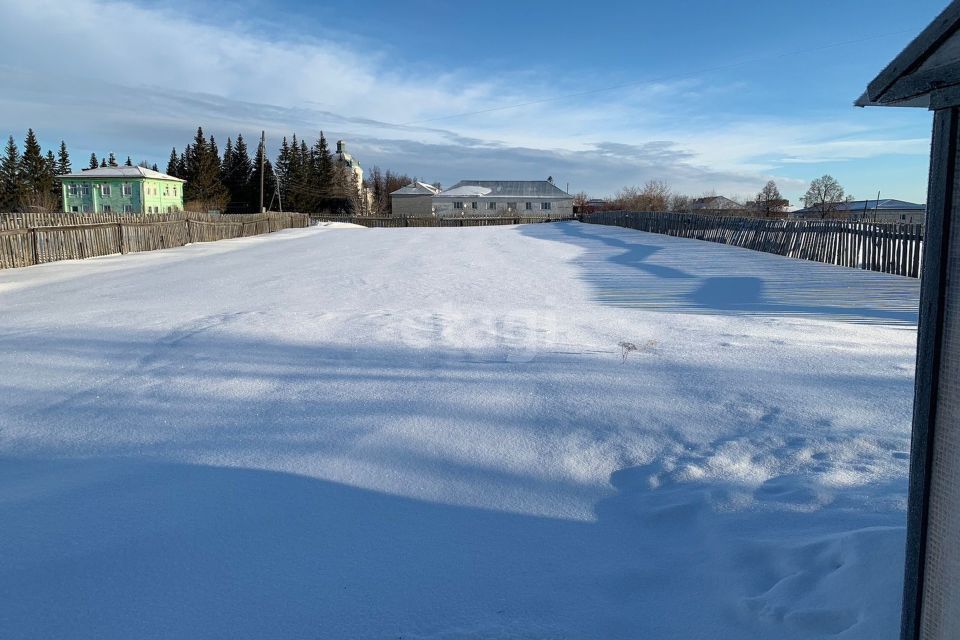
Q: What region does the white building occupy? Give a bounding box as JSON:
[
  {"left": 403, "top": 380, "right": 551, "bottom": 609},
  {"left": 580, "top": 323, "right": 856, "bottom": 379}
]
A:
[
  {"left": 390, "top": 181, "right": 440, "bottom": 217},
  {"left": 335, "top": 140, "right": 371, "bottom": 213},
  {"left": 432, "top": 180, "right": 573, "bottom": 218},
  {"left": 791, "top": 198, "right": 926, "bottom": 224}
]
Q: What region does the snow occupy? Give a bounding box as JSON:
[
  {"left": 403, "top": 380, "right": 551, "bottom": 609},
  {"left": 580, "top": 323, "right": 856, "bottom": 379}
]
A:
[{"left": 0, "top": 222, "right": 918, "bottom": 639}]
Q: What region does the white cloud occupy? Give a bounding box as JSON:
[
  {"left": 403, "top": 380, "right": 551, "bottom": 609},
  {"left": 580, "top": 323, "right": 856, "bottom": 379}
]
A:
[{"left": 0, "top": 0, "right": 931, "bottom": 202}]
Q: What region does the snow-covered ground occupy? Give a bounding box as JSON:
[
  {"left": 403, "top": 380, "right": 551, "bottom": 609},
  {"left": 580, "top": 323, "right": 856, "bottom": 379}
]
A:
[{"left": 0, "top": 222, "right": 919, "bottom": 639}]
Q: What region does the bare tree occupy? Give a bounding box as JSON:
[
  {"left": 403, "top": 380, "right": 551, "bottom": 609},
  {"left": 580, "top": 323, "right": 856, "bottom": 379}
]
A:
[
  {"left": 754, "top": 180, "right": 789, "bottom": 217},
  {"left": 613, "top": 180, "right": 671, "bottom": 211},
  {"left": 669, "top": 194, "right": 691, "bottom": 212},
  {"left": 802, "top": 175, "right": 852, "bottom": 219}
]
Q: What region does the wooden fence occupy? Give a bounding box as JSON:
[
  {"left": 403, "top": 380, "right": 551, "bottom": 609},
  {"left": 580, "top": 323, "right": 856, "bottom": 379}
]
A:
[
  {"left": 311, "top": 214, "right": 574, "bottom": 228},
  {"left": 0, "top": 212, "right": 309, "bottom": 270},
  {"left": 582, "top": 210, "right": 924, "bottom": 278}
]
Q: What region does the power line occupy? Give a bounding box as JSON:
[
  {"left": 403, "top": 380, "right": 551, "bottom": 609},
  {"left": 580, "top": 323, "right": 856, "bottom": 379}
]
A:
[{"left": 397, "top": 29, "right": 916, "bottom": 127}]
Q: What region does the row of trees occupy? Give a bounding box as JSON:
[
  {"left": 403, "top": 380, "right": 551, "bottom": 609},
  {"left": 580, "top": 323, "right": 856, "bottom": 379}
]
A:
[
  {"left": 586, "top": 175, "right": 855, "bottom": 219},
  {"left": 164, "top": 128, "right": 370, "bottom": 214},
  {"left": 1, "top": 129, "right": 166, "bottom": 212},
  {"left": 1, "top": 127, "right": 381, "bottom": 215},
  {"left": 1, "top": 131, "right": 71, "bottom": 212}
]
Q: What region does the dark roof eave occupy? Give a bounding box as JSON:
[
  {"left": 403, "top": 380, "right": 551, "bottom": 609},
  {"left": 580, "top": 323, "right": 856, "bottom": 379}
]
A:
[{"left": 860, "top": 1, "right": 960, "bottom": 107}]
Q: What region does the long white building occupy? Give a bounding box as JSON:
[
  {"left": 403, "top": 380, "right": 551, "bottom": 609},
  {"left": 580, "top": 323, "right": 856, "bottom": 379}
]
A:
[{"left": 431, "top": 180, "right": 573, "bottom": 218}]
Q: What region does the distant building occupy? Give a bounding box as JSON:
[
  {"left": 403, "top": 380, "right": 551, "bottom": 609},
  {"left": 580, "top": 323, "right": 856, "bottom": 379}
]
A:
[
  {"left": 689, "top": 195, "right": 743, "bottom": 213},
  {"left": 791, "top": 198, "right": 926, "bottom": 224},
  {"left": 335, "top": 140, "right": 371, "bottom": 213},
  {"left": 432, "top": 180, "right": 573, "bottom": 218},
  {"left": 575, "top": 198, "right": 610, "bottom": 214},
  {"left": 59, "top": 166, "right": 185, "bottom": 214},
  {"left": 390, "top": 181, "right": 440, "bottom": 217}
]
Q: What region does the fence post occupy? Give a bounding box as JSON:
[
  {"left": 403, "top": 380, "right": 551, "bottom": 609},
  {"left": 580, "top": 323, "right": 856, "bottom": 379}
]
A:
[{"left": 29, "top": 228, "right": 39, "bottom": 265}]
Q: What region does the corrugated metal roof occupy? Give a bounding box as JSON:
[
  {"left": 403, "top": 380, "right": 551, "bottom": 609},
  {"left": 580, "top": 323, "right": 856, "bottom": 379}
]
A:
[
  {"left": 436, "top": 180, "right": 571, "bottom": 198},
  {"left": 690, "top": 196, "right": 741, "bottom": 209},
  {"left": 59, "top": 166, "right": 186, "bottom": 182},
  {"left": 391, "top": 181, "right": 440, "bottom": 196},
  {"left": 795, "top": 198, "right": 925, "bottom": 214}
]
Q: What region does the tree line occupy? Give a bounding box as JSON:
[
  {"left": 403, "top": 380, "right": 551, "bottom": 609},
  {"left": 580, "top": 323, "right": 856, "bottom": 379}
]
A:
[
  {"left": 583, "top": 175, "right": 856, "bottom": 219},
  {"left": 163, "top": 128, "right": 372, "bottom": 214},
  {"left": 1, "top": 130, "right": 70, "bottom": 212},
  {"left": 0, "top": 126, "right": 400, "bottom": 215},
  {"left": 1, "top": 129, "right": 168, "bottom": 212}
]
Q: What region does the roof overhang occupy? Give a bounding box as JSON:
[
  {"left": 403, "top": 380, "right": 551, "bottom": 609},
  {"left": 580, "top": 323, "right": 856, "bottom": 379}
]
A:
[{"left": 857, "top": 1, "right": 960, "bottom": 109}]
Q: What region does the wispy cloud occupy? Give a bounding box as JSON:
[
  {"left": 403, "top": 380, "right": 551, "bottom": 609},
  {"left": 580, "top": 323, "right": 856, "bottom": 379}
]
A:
[{"left": 0, "top": 0, "right": 931, "bottom": 201}]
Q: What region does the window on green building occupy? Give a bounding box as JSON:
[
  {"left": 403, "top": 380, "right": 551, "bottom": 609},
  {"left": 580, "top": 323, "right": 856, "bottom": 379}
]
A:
[
  {"left": 122, "top": 183, "right": 132, "bottom": 196},
  {"left": 100, "top": 184, "right": 111, "bottom": 196}
]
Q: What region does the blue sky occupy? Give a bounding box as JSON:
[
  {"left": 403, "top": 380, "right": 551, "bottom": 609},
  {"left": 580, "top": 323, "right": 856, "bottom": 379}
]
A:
[{"left": 0, "top": 0, "right": 946, "bottom": 205}]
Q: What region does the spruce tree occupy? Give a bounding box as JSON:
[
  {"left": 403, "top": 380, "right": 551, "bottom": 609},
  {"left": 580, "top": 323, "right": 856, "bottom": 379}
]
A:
[
  {"left": 125, "top": 156, "right": 133, "bottom": 166},
  {"left": 208, "top": 135, "right": 221, "bottom": 182},
  {"left": 166, "top": 147, "right": 179, "bottom": 177},
  {"left": 107, "top": 152, "right": 118, "bottom": 167},
  {"left": 184, "top": 126, "right": 228, "bottom": 210},
  {"left": 221, "top": 137, "right": 234, "bottom": 185},
  {"left": 45, "top": 150, "right": 60, "bottom": 209},
  {"left": 100, "top": 159, "right": 106, "bottom": 167},
  {"left": 20, "top": 129, "right": 52, "bottom": 209},
  {"left": 57, "top": 141, "right": 71, "bottom": 175},
  {"left": 177, "top": 151, "right": 186, "bottom": 178},
  {"left": 20, "top": 129, "right": 46, "bottom": 187},
  {"left": 275, "top": 136, "right": 291, "bottom": 207},
  {"left": 287, "top": 134, "right": 301, "bottom": 211},
  {"left": 0, "top": 136, "right": 22, "bottom": 211},
  {"left": 151, "top": 163, "right": 158, "bottom": 172},
  {"left": 184, "top": 128, "right": 206, "bottom": 189},
  {"left": 314, "top": 132, "right": 333, "bottom": 210},
  {"left": 225, "top": 134, "right": 253, "bottom": 211},
  {"left": 89, "top": 152, "right": 98, "bottom": 169}
]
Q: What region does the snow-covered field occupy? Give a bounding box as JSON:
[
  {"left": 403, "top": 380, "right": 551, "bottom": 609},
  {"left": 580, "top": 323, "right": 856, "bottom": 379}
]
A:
[{"left": 0, "top": 222, "right": 919, "bottom": 639}]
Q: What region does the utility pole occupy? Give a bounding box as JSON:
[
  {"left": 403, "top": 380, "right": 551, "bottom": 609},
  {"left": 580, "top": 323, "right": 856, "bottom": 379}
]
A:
[{"left": 259, "top": 130, "right": 266, "bottom": 213}]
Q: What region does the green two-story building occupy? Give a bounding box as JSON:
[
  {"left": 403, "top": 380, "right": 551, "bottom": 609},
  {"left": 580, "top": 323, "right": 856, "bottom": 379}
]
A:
[{"left": 60, "top": 166, "right": 186, "bottom": 214}]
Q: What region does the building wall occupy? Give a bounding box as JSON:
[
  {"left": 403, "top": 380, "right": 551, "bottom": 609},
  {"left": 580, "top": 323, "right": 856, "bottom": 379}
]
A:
[
  {"left": 391, "top": 194, "right": 434, "bottom": 217},
  {"left": 850, "top": 210, "right": 926, "bottom": 225},
  {"left": 432, "top": 197, "right": 573, "bottom": 218},
  {"left": 794, "top": 209, "right": 927, "bottom": 225},
  {"left": 141, "top": 179, "right": 185, "bottom": 213},
  {"left": 62, "top": 178, "right": 184, "bottom": 214}
]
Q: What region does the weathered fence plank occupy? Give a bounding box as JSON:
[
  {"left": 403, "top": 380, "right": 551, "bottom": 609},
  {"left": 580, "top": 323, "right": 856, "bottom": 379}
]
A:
[
  {"left": 0, "top": 212, "right": 309, "bottom": 270},
  {"left": 581, "top": 210, "right": 924, "bottom": 278}
]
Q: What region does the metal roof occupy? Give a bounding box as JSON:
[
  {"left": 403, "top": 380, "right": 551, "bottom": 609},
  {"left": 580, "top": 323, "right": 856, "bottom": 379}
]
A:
[
  {"left": 690, "top": 196, "right": 741, "bottom": 209},
  {"left": 391, "top": 181, "right": 440, "bottom": 196},
  {"left": 59, "top": 166, "right": 186, "bottom": 182},
  {"left": 435, "top": 180, "right": 571, "bottom": 198},
  {"left": 794, "top": 198, "right": 925, "bottom": 214}
]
